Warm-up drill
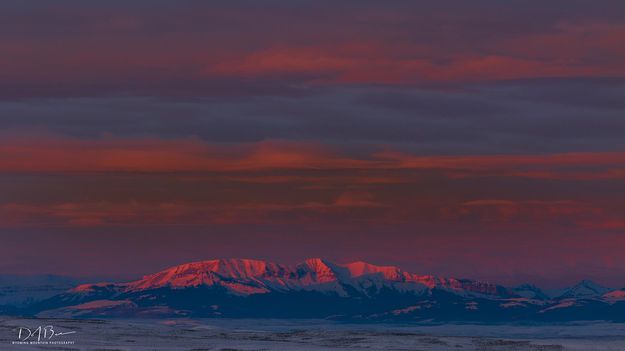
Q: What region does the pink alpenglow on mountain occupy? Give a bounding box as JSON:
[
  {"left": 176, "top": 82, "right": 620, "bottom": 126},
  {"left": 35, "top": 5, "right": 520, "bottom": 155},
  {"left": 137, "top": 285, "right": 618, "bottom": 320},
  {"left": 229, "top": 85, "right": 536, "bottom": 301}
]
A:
[
  {"left": 31, "top": 258, "right": 625, "bottom": 322},
  {"left": 71, "top": 258, "right": 509, "bottom": 298}
]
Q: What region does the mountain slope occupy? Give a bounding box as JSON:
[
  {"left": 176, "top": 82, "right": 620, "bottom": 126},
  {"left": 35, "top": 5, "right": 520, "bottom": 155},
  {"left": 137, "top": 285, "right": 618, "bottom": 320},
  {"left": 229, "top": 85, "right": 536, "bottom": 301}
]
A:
[
  {"left": 25, "top": 258, "right": 625, "bottom": 322},
  {"left": 0, "top": 274, "right": 87, "bottom": 310},
  {"left": 557, "top": 280, "right": 612, "bottom": 299},
  {"left": 69, "top": 258, "right": 512, "bottom": 299}
]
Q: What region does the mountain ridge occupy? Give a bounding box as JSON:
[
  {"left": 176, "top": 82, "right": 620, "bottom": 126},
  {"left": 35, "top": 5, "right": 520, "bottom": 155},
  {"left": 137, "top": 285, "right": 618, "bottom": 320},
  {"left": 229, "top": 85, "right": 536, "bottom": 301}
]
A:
[
  {"left": 8, "top": 258, "right": 625, "bottom": 322},
  {"left": 71, "top": 258, "right": 512, "bottom": 298}
]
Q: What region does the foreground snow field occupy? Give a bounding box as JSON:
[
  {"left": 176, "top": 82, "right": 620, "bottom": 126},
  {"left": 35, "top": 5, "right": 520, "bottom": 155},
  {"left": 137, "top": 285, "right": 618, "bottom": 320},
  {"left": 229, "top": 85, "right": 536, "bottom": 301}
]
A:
[{"left": 3, "top": 318, "right": 625, "bottom": 350}]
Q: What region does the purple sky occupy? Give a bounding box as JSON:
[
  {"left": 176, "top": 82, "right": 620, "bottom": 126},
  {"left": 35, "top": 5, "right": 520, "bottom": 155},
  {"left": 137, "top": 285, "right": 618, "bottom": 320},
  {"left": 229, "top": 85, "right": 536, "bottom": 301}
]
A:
[{"left": 1, "top": 0, "right": 625, "bottom": 288}]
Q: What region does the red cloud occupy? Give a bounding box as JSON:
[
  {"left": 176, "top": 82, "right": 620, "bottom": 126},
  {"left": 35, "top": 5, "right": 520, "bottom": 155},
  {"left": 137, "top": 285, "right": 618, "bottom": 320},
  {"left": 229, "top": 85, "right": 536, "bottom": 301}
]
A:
[
  {"left": 3, "top": 137, "right": 625, "bottom": 233},
  {"left": 205, "top": 47, "right": 625, "bottom": 84},
  {"left": 374, "top": 151, "right": 625, "bottom": 180},
  {"left": 444, "top": 199, "right": 603, "bottom": 223},
  {"left": 333, "top": 191, "right": 384, "bottom": 208},
  {"left": 203, "top": 20, "right": 625, "bottom": 84},
  {"left": 0, "top": 136, "right": 375, "bottom": 173},
  {"left": 2, "top": 136, "right": 625, "bottom": 181},
  {"left": 2, "top": 3, "right": 625, "bottom": 99}
]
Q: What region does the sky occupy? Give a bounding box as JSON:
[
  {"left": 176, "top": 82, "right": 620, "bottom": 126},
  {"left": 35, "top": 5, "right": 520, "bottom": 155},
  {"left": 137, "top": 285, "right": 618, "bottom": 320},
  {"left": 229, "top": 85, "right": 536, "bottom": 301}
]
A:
[{"left": 1, "top": 0, "right": 625, "bottom": 288}]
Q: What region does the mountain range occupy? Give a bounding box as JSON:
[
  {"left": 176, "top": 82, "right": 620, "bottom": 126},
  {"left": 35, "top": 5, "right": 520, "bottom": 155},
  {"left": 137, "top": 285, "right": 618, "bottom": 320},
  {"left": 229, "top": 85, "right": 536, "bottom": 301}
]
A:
[{"left": 5, "top": 258, "right": 625, "bottom": 322}]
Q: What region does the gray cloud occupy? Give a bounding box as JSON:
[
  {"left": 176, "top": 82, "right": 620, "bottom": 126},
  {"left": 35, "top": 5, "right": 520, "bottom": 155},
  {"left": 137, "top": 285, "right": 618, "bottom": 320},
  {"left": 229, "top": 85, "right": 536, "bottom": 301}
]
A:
[{"left": 2, "top": 78, "right": 625, "bottom": 154}]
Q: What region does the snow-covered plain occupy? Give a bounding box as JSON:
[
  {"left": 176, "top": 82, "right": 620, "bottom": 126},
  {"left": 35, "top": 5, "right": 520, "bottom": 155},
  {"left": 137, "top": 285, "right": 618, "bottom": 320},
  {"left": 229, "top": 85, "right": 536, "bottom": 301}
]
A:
[{"left": 2, "top": 317, "right": 625, "bottom": 350}]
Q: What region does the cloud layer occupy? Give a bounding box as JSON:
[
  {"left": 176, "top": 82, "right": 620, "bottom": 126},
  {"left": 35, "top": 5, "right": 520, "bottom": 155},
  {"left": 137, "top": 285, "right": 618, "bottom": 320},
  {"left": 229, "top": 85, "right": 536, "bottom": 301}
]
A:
[{"left": 1, "top": 0, "right": 625, "bottom": 286}]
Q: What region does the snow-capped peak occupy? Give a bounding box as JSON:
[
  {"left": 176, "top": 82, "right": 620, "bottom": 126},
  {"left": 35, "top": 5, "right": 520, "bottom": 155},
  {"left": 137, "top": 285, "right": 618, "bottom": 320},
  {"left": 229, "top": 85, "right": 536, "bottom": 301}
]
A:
[
  {"left": 69, "top": 258, "right": 513, "bottom": 299},
  {"left": 125, "top": 258, "right": 291, "bottom": 293},
  {"left": 512, "top": 284, "right": 549, "bottom": 300},
  {"left": 558, "top": 279, "right": 613, "bottom": 299},
  {"left": 342, "top": 261, "right": 403, "bottom": 280},
  {"left": 296, "top": 258, "right": 340, "bottom": 284}
]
